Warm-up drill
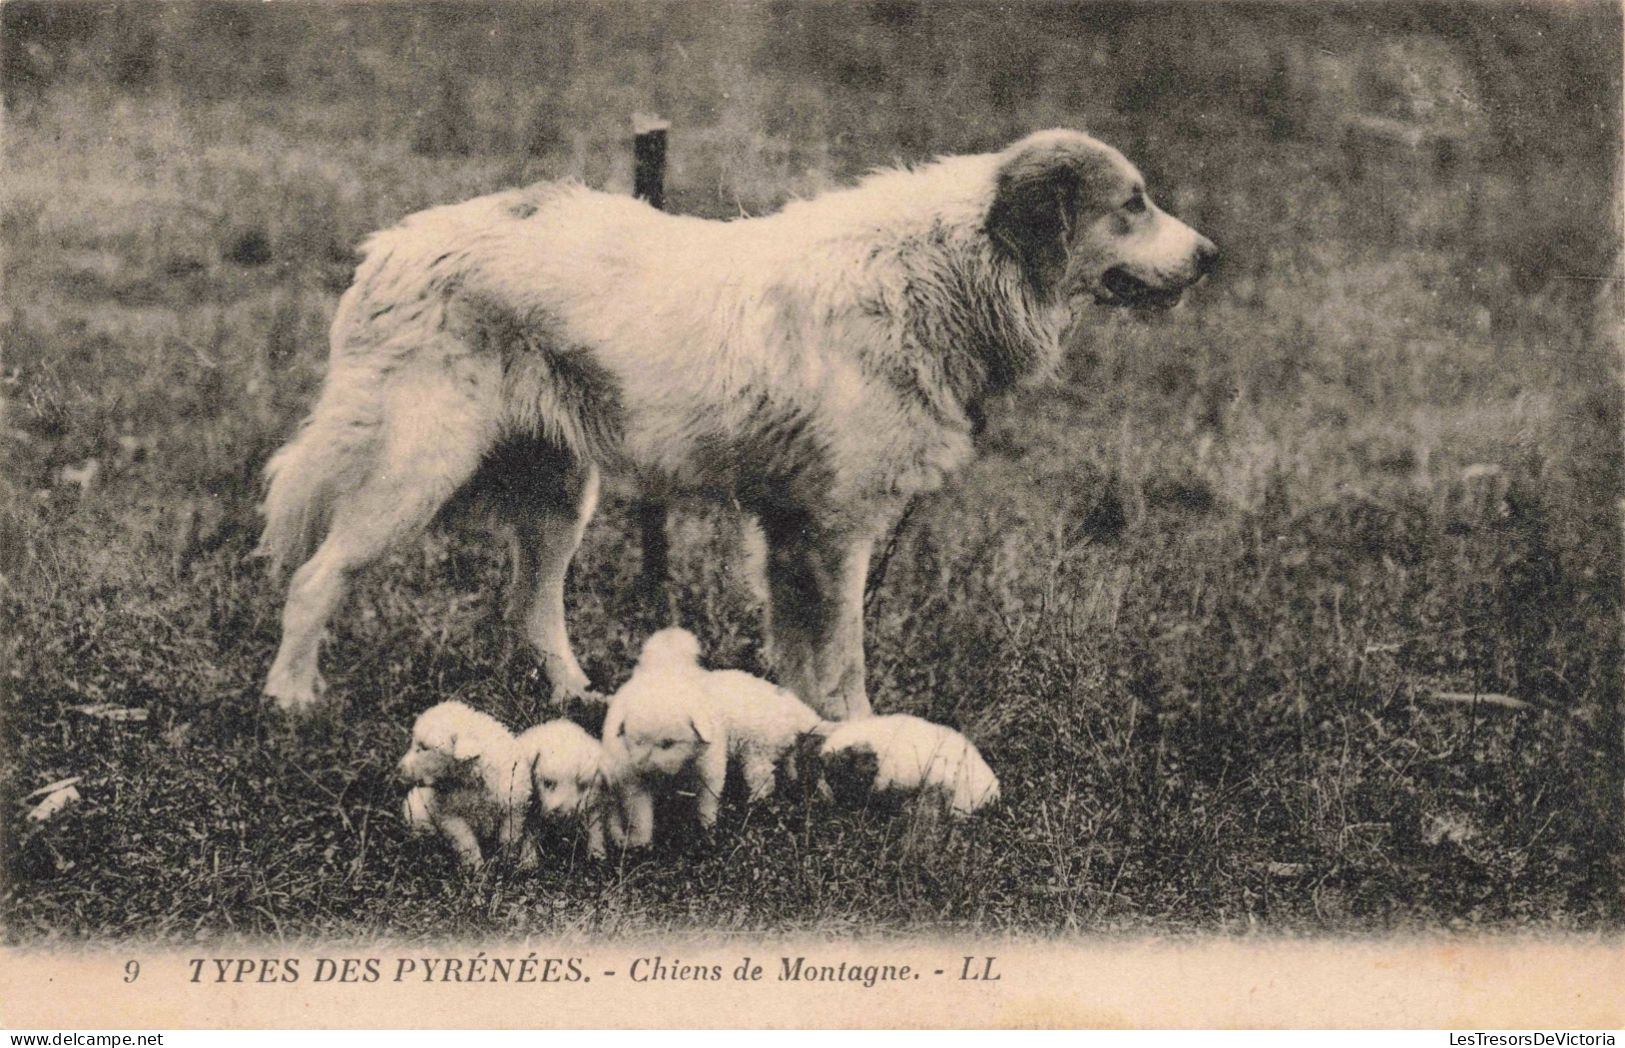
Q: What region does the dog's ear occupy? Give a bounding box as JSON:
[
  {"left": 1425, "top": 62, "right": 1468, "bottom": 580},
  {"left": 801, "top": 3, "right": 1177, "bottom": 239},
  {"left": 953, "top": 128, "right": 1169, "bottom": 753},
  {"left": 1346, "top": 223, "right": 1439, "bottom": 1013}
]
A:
[
  {"left": 586, "top": 767, "right": 610, "bottom": 803},
  {"left": 821, "top": 742, "right": 883, "bottom": 810},
  {"left": 988, "top": 146, "right": 1079, "bottom": 293},
  {"left": 581, "top": 745, "right": 607, "bottom": 789},
  {"left": 449, "top": 730, "right": 484, "bottom": 763},
  {"left": 987, "top": 135, "right": 1100, "bottom": 295}
]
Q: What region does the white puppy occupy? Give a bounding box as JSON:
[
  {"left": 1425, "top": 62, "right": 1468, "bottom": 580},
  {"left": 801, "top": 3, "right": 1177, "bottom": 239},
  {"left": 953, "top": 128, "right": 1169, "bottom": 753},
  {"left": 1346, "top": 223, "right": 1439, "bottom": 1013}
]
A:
[
  {"left": 396, "top": 700, "right": 536, "bottom": 869},
  {"left": 515, "top": 719, "right": 623, "bottom": 859},
  {"left": 813, "top": 714, "right": 1000, "bottom": 817},
  {"left": 604, "top": 628, "right": 822, "bottom": 846}
]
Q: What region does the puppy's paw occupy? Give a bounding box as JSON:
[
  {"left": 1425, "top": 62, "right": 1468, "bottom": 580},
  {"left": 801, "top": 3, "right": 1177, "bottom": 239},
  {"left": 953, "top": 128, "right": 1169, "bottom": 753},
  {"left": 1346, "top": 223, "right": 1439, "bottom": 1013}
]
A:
[{"left": 401, "top": 788, "right": 436, "bottom": 833}]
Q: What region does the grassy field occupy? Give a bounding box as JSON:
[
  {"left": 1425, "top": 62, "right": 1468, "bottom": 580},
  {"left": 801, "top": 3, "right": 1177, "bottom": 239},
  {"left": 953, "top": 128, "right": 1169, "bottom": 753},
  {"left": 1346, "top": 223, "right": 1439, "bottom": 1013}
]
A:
[{"left": 2, "top": 1, "right": 1621, "bottom": 942}]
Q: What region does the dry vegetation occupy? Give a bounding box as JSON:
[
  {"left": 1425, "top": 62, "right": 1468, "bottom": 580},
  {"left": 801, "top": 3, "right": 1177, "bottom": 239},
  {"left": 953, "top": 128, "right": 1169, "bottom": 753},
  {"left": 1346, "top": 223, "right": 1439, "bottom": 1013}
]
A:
[{"left": 2, "top": 1, "right": 1620, "bottom": 941}]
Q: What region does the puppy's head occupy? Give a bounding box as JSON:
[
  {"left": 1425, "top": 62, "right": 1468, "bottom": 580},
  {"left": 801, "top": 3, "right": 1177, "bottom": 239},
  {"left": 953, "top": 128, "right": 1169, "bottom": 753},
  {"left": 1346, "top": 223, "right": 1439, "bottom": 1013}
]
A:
[
  {"left": 988, "top": 128, "right": 1217, "bottom": 311},
  {"left": 520, "top": 720, "right": 610, "bottom": 818},
  {"left": 614, "top": 697, "right": 715, "bottom": 779},
  {"left": 814, "top": 738, "right": 893, "bottom": 812},
  {"left": 397, "top": 701, "right": 505, "bottom": 786}
]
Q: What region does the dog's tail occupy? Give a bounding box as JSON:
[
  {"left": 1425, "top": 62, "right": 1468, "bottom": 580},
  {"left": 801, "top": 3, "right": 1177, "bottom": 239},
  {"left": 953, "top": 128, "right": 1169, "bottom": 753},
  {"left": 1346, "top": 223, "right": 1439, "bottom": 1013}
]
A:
[
  {"left": 255, "top": 413, "right": 370, "bottom": 574},
  {"left": 635, "top": 627, "right": 703, "bottom": 670}
]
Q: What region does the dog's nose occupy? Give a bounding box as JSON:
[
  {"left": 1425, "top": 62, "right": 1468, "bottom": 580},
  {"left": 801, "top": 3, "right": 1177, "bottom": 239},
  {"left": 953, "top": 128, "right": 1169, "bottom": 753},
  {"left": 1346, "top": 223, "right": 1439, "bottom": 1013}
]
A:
[{"left": 1194, "top": 237, "right": 1220, "bottom": 276}]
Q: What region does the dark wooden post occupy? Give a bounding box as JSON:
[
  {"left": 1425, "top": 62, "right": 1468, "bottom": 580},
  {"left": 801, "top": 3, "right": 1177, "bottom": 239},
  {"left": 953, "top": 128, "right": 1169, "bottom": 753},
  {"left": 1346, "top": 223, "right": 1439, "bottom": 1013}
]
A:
[
  {"left": 632, "top": 115, "right": 675, "bottom": 619},
  {"left": 633, "top": 115, "right": 668, "bottom": 210}
]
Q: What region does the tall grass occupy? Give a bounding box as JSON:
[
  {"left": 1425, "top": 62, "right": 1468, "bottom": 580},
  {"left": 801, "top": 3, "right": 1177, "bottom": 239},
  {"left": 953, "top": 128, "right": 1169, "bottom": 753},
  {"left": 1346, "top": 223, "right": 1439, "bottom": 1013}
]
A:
[{"left": 1, "top": 1, "right": 1619, "bottom": 939}]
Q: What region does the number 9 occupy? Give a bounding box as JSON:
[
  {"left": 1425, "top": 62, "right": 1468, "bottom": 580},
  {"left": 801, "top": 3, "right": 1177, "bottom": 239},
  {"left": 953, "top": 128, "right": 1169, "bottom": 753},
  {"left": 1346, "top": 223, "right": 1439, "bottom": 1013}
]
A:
[{"left": 124, "top": 960, "right": 140, "bottom": 983}]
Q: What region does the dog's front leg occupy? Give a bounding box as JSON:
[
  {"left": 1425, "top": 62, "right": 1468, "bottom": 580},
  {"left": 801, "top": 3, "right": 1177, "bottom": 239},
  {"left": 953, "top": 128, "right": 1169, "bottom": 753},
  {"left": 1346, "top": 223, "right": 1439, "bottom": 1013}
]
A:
[
  {"left": 761, "top": 514, "right": 884, "bottom": 720},
  {"left": 634, "top": 499, "right": 679, "bottom": 621},
  {"left": 586, "top": 812, "right": 607, "bottom": 859},
  {"left": 603, "top": 793, "right": 629, "bottom": 848},
  {"left": 740, "top": 747, "right": 779, "bottom": 804},
  {"left": 694, "top": 743, "right": 729, "bottom": 831},
  {"left": 621, "top": 781, "right": 655, "bottom": 848},
  {"left": 437, "top": 816, "right": 484, "bottom": 870},
  {"left": 498, "top": 810, "right": 539, "bottom": 871}
]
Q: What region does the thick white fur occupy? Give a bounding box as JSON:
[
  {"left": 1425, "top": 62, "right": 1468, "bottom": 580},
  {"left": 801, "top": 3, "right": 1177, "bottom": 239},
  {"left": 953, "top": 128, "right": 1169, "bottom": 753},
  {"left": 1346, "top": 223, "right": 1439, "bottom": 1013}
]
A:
[
  {"left": 396, "top": 701, "right": 536, "bottom": 869},
  {"left": 515, "top": 718, "right": 623, "bottom": 859},
  {"left": 260, "top": 129, "right": 1215, "bottom": 720},
  {"left": 603, "top": 628, "right": 823, "bottom": 846},
  {"left": 816, "top": 714, "right": 1000, "bottom": 817}
]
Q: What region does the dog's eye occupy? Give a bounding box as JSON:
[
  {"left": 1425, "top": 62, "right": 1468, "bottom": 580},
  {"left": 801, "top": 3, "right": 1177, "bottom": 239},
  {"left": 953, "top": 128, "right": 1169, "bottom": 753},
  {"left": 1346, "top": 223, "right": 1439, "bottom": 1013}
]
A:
[{"left": 1124, "top": 191, "right": 1148, "bottom": 215}]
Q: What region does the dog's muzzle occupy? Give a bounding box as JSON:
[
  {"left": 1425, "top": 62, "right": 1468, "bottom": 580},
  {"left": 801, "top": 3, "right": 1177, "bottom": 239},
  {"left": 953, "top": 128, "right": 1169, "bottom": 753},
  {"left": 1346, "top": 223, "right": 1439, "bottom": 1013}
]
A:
[
  {"left": 1095, "top": 238, "right": 1219, "bottom": 311},
  {"left": 1096, "top": 267, "right": 1188, "bottom": 310}
]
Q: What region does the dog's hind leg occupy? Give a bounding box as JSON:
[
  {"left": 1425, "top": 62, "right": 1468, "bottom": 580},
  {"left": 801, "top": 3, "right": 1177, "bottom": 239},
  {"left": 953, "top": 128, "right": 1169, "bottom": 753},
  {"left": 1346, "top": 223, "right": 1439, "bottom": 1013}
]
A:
[
  {"left": 265, "top": 368, "right": 496, "bottom": 712},
  {"left": 507, "top": 462, "right": 600, "bottom": 701}
]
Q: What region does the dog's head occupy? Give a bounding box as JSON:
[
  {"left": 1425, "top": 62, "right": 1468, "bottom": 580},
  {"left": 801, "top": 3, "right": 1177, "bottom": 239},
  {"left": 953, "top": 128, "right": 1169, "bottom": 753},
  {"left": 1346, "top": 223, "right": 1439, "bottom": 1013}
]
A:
[
  {"left": 397, "top": 701, "right": 507, "bottom": 786},
  {"left": 519, "top": 720, "right": 611, "bottom": 818},
  {"left": 612, "top": 688, "right": 715, "bottom": 779},
  {"left": 988, "top": 128, "right": 1217, "bottom": 311},
  {"left": 812, "top": 737, "right": 899, "bottom": 812}
]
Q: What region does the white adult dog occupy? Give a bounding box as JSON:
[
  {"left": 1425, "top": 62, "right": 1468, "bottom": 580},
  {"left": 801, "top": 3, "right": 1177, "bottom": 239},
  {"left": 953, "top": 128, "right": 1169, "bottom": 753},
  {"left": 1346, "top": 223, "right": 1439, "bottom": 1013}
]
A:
[
  {"left": 813, "top": 714, "right": 1000, "bottom": 817},
  {"left": 516, "top": 718, "right": 623, "bottom": 859},
  {"left": 603, "top": 628, "right": 822, "bottom": 846},
  {"left": 397, "top": 700, "right": 535, "bottom": 869},
  {"left": 259, "top": 129, "right": 1217, "bottom": 719}
]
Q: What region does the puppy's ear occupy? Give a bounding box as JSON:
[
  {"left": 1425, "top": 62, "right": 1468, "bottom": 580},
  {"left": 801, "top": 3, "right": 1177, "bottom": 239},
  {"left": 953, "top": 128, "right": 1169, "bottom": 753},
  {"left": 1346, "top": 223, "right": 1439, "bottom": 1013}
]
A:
[
  {"left": 987, "top": 137, "right": 1088, "bottom": 295},
  {"left": 449, "top": 730, "right": 483, "bottom": 763},
  {"left": 821, "top": 743, "right": 883, "bottom": 810},
  {"left": 586, "top": 768, "right": 609, "bottom": 803}
]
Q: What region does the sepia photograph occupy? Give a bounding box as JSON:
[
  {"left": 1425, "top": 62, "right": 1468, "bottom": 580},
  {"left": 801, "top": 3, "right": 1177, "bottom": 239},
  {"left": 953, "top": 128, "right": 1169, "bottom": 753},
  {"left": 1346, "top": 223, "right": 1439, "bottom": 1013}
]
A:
[{"left": 0, "top": 0, "right": 1620, "bottom": 1029}]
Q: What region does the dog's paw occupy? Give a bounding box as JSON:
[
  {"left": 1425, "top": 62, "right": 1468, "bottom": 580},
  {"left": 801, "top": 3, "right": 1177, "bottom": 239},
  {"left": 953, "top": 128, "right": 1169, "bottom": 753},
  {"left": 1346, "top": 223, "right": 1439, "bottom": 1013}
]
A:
[
  {"left": 570, "top": 687, "right": 608, "bottom": 706},
  {"left": 533, "top": 650, "right": 590, "bottom": 696},
  {"left": 550, "top": 679, "right": 602, "bottom": 706},
  {"left": 265, "top": 666, "right": 328, "bottom": 714},
  {"left": 266, "top": 685, "right": 326, "bottom": 714}
]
